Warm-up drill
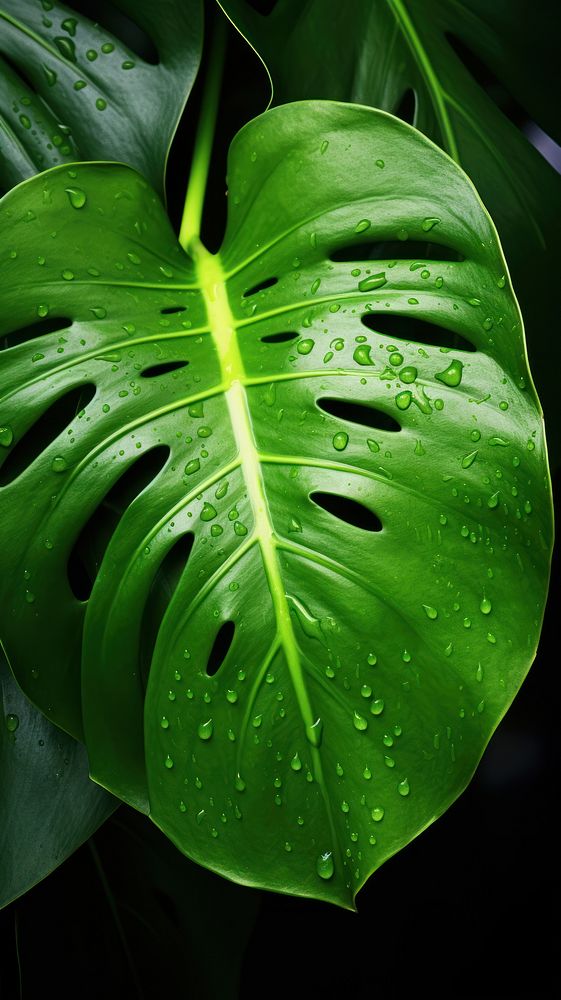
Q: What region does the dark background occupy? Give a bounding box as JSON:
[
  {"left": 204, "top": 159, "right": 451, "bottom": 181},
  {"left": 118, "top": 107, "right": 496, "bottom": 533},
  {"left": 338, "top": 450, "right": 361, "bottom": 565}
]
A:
[{"left": 0, "top": 5, "right": 558, "bottom": 998}]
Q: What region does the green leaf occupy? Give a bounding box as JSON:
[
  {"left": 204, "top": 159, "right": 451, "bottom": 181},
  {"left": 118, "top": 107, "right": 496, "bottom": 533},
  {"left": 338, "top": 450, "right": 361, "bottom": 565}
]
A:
[
  {"left": 0, "top": 650, "right": 115, "bottom": 908},
  {"left": 221, "top": 0, "right": 561, "bottom": 463},
  {"left": 0, "top": 0, "right": 203, "bottom": 194},
  {"left": 0, "top": 102, "right": 552, "bottom": 907}
]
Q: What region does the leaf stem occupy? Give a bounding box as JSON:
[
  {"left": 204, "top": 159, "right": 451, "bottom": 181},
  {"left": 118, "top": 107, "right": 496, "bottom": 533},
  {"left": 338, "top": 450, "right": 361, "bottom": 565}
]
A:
[{"left": 179, "top": 16, "right": 227, "bottom": 251}]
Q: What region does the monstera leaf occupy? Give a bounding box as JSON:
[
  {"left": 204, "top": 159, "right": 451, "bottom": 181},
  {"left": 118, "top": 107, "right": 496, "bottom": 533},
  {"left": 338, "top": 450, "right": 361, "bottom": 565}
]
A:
[
  {"left": 0, "top": 0, "right": 203, "bottom": 194},
  {"left": 222, "top": 0, "right": 561, "bottom": 465},
  {"left": 0, "top": 102, "right": 552, "bottom": 907},
  {"left": 0, "top": 651, "right": 115, "bottom": 907}
]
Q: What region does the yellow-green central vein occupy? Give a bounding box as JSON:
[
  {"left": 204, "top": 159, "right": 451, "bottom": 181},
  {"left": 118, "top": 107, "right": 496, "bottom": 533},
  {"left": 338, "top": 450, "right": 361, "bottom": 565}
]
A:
[
  {"left": 192, "top": 237, "right": 341, "bottom": 864},
  {"left": 192, "top": 238, "right": 319, "bottom": 733}
]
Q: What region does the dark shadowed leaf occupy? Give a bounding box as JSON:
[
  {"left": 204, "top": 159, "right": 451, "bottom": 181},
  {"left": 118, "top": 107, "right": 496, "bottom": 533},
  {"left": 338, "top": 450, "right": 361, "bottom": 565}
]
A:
[
  {"left": 0, "top": 651, "right": 115, "bottom": 908},
  {"left": 0, "top": 0, "right": 203, "bottom": 194}
]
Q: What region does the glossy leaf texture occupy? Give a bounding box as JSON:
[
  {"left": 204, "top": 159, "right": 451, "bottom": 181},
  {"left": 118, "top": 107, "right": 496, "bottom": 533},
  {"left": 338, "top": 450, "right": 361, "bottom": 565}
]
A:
[
  {"left": 222, "top": 0, "right": 561, "bottom": 465},
  {"left": 0, "top": 102, "right": 552, "bottom": 907},
  {"left": 0, "top": 651, "right": 115, "bottom": 908},
  {"left": 0, "top": 0, "right": 203, "bottom": 195}
]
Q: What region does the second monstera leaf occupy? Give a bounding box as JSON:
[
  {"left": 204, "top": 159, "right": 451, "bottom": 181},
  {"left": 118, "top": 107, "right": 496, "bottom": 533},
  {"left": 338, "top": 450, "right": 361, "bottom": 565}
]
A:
[{"left": 0, "top": 102, "right": 552, "bottom": 907}]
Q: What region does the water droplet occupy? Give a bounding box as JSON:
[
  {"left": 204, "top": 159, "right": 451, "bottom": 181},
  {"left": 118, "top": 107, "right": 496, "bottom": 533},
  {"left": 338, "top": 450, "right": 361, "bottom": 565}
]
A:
[
  {"left": 422, "top": 217, "right": 440, "bottom": 232},
  {"left": 361, "top": 684, "right": 372, "bottom": 698},
  {"left": 370, "top": 699, "right": 384, "bottom": 716},
  {"left": 0, "top": 426, "right": 14, "bottom": 447},
  {"left": 61, "top": 269, "right": 74, "bottom": 281},
  {"left": 320, "top": 140, "right": 329, "bottom": 155},
  {"left": 316, "top": 851, "right": 334, "bottom": 880},
  {"left": 371, "top": 806, "right": 384, "bottom": 822},
  {"left": 297, "top": 338, "right": 314, "bottom": 355},
  {"left": 367, "top": 652, "right": 377, "bottom": 666},
  {"left": 200, "top": 503, "right": 217, "bottom": 521},
  {"left": 422, "top": 604, "right": 438, "bottom": 620},
  {"left": 51, "top": 456, "right": 67, "bottom": 473},
  {"left": 353, "top": 711, "right": 368, "bottom": 732},
  {"left": 198, "top": 718, "right": 213, "bottom": 741},
  {"left": 43, "top": 65, "right": 57, "bottom": 86},
  {"left": 353, "top": 344, "right": 375, "bottom": 366},
  {"left": 164, "top": 754, "right": 174, "bottom": 769},
  {"left": 435, "top": 359, "right": 463, "bottom": 387},
  {"left": 389, "top": 351, "right": 403, "bottom": 366},
  {"left": 395, "top": 391, "right": 412, "bottom": 411},
  {"left": 480, "top": 597, "right": 492, "bottom": 615},
  {"left": 311, "top": 277, "right": 321, "bottom": 294},
  {"left": 341, "top": 800, "right": 350, "bottom": 813},
  {"left": 307, "top": 717, "right": 323, "bottom": 746},
  {"left": 291, "top": 752, "right": 302, "bottom": 771},
  {"left": 332, "top": 431, "right": 349, "bottom": 451},
  {"left": 185, "top": 459, "right": 200, "bottom": 475},
  {"left": 55, "top": 36, "right": 77, "bottom": 61},
  {"left": 61, "top": 16, "right": 77, "bottom": 36},
  {"left": 400, "top": 366, "right": 417, "bottom": 383},
  {"left": 358, "top": 272, "right": 387, "bottom": 292},
  {"left": 487, "top": 491, "right": 500, "bottom": 509},
  {"left": 461, "top": 450, "right": 478, "bottom": 469},
  {"left": 355, "top": 219, "right": 371, "bottom": 234},
  {"left": 96, "top": 98, "right": 107, "bottom": 111},
  {"left": 398, "top": 778, "right": 410, "bottom": 796},
  {"left": 65, "top": 187, "right": 86, "bottom": 209},
  {"left": 5, "top": 713, "right": 19, "bottom": 733}
]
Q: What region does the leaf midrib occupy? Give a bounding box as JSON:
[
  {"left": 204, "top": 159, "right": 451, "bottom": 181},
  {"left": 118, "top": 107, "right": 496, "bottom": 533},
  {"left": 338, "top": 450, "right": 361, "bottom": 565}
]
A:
[{"left": 193, "top": 237, "right": 344, "bottom": 888}]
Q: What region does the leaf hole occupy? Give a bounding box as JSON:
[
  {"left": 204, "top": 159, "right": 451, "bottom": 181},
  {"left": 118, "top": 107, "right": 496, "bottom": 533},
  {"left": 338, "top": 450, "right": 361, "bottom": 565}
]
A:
[
  {"left": 329, "top": 240, "right": 463, "bottom": 263},
  {"left": 1, "top": 316, "right": 72, "bottom": 351},
  {"left": 361, "top": 312, "right": 476, "bottom": 352},
  {"left": 393, "top": 88, "right": 417, "bottom": 125},
  {"left": 67, "top": 446, "right": 170, "bottom": 600},
  {"left": 0, "top": 384, "right": 96, "bottom": 487},
  {"left": 206, "top": 620, "right": 236, "bottom": 677},
  {"left": 260, "top": 331, "right": 299, "bottom": 344},
  {"left": 160, "top": 306, "right": 187, "bottom": 315},
  {"left": 140, "top": 361, "right": 189, "bottom": 378},
  {"left": 311, "top": 492, "right": 382, "bottom": 532},
  {"left": 243, "top": 277, "right": 278, "bottom": 297},
  {"left": 317, "top": 397, "right": 401, "bottom": 432},
  {"left": 139, "top": 531, "right": 195, "bottom": 686}
]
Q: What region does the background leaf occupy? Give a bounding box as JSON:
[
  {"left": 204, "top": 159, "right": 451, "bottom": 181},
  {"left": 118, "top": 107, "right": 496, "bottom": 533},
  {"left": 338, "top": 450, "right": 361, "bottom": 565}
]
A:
[
  {"left": 0, "top": 805, "right": 260, "bottom": 998},
  {"left": 221, "top": 0, "right": 561, "bottom": 464},
  {"left": 0, "top": 0, "right": 203, "bottom": 195},
  {"left": 0, "top": 650, "right": 115, "bottom": 908},
  {"left": 0, "top": 101, "right": 551, "bottom": 906}
]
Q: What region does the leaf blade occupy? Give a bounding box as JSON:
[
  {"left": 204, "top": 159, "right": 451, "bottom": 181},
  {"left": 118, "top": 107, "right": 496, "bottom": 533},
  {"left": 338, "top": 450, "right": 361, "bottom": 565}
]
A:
[{"left": 0, "top": 102, "right": 552, "bottom": 906}]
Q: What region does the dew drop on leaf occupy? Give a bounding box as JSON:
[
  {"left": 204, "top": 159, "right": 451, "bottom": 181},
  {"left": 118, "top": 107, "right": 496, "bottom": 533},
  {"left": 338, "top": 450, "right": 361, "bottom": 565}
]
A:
[
  {"left": 316, "top": 851, "right": 334, "bottom": 880},
  {"left": 198, "top": 718, "right": 214, "bottom": 741},
  {"left": 65, "top": 187, "right": 87, "bottom": 209}
]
